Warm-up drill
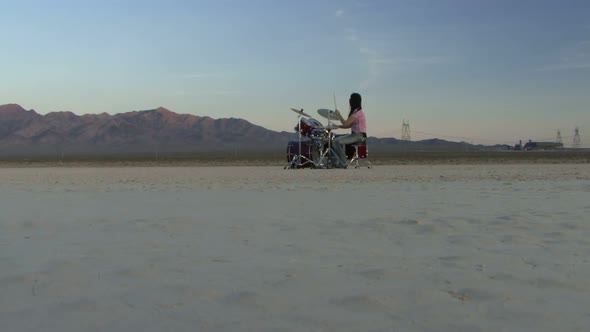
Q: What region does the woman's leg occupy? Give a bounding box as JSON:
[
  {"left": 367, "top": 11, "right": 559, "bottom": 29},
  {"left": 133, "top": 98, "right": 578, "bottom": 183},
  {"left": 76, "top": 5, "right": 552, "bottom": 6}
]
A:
[{"left": 332, "top": 133, "right": 364, "bottom": 167}]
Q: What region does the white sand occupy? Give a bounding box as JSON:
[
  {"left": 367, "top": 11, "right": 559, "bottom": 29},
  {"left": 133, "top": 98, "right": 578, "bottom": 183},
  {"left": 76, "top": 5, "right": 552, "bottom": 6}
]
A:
[{"left": 1, "top": 164, "right": 589, "bottom": 331}]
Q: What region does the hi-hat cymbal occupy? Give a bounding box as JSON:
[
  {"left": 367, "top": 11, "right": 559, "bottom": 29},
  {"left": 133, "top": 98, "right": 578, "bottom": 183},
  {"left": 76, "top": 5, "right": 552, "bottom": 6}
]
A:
[
  {"left": 317, "top": 108, "right": 339, "bottom": 121},
  {"left": 290, "top": 108, "right": 311, "bottom": 117}
]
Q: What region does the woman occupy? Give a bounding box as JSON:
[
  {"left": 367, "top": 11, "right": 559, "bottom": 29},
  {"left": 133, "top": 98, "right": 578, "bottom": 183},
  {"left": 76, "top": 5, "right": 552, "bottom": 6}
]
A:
[{"left": 332, "top": 92, "right": 367, "bottom": 168}]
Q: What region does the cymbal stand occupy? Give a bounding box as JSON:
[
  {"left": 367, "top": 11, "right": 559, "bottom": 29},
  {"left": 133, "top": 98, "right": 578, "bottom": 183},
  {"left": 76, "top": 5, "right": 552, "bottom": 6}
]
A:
[
  {"left": 326, "top": 112, "right": 333, "bottom": 153},
  {"left": 285, "top": 110, "right": 313, "bottom": 169},
  {"left": 311, "top": 104, "right": 338, "bottom": 169},
  {"left": 324, "top": 96, "right": 337, "bottom": 167}
]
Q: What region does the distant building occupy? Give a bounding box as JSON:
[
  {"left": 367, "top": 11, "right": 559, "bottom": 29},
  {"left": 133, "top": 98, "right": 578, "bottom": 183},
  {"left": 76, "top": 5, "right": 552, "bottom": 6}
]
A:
[{"left": 523, "top": 140, "right": 563, "bottom": 150}]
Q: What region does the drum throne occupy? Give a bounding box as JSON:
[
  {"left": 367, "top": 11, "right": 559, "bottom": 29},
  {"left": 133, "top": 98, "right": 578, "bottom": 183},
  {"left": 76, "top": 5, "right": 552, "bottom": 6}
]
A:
[{"left": 346, "top": 140, "right": 372, "bottom": 169}]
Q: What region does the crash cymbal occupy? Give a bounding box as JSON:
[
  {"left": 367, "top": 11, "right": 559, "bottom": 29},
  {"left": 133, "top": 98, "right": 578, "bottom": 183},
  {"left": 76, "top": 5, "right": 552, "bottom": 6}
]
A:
[
  {"left": 317, "top": 108, "right": 339, "bottom": 121},
  {"left": 290, "top": 108, "right": 311, "bottom": 117}
]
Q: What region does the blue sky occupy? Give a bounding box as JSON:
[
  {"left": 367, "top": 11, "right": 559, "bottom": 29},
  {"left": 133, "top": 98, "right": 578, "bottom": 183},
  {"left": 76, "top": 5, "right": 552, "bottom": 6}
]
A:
[{"left": 1, "top": 0, "right": 589, "bottom": 146}]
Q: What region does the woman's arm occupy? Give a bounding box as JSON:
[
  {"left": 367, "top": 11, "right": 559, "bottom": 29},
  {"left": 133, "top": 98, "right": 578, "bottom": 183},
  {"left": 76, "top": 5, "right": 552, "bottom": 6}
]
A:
[
  {"left": 335, "top": 110, "right": 356, "bottom": 129},
  {"left": 335, "top": 109, "right": 345, "bottom": 123}
]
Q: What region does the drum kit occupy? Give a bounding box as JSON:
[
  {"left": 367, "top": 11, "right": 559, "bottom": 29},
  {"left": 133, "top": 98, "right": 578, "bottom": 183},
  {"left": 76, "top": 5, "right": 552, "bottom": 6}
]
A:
[{"left": 285, "top": 107, "right": 342, "bottom": 169}]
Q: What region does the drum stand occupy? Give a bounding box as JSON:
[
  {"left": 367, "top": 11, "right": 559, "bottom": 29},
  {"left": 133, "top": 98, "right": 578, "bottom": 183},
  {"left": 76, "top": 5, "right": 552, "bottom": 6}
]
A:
[
  {"left": 311, "top": 131, "right": 331, "bottom": 169},
  {"left": 325, "top": 112, "right": 333, "bottom": 164},
  {"left": 285, "top": 110, "right": 314, "bottom": 169},
  {"left": 313, "top": 111, "right": 336, "bottom": 169}
]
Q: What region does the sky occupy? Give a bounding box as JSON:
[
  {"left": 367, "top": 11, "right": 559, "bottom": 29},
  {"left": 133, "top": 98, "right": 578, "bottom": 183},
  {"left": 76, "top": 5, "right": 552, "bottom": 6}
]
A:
[{"left": 1, "top": 0, "right": 589, "bottom": 146}]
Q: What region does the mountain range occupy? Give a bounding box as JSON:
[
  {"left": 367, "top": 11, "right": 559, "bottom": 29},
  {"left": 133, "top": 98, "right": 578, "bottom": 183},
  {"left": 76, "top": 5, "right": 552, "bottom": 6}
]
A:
[
  {"left": 0, "top": 103, "right": 500, "bottom": 157},
  {"left": 0, "top": 104, "right": 298, "bottom": 156}
]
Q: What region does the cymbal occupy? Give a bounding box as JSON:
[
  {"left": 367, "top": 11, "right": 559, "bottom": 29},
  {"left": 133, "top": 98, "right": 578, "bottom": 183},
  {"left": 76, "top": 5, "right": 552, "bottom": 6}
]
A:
[
  {"left": 290, "top": 108, "right": 311, "bottom": 117},
  {"left": 317, "top": 108, "right": 339, "bottom": 121}
]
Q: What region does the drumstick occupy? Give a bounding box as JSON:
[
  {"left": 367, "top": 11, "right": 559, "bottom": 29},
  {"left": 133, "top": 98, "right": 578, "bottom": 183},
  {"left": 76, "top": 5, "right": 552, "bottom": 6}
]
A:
[{"left": 333, "top": 92, "right": 337, "bottom": 111}]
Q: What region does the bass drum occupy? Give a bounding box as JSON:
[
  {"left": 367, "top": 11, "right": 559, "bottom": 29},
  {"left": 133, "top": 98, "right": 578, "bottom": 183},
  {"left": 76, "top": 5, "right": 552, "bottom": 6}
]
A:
[{"left": 286, "top": 140, "right": 319, "bottom": 168}]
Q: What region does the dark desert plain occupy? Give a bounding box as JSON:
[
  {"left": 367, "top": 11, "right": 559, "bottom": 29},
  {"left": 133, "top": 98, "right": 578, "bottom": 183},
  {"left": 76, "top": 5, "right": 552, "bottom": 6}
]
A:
[{"left": 1, "top": 148, "right": 590, "bottom": 167}]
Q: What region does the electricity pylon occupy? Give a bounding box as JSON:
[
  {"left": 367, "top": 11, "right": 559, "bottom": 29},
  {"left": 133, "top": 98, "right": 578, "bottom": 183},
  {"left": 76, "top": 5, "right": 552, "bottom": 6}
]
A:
[
  {"left": 401, "top": 119, "right": 411, "bottom": 141},
  {"left": 556, "top": 130, "right": 562, "bottom": 144},
  {"left": 572, "top": 127, "right": 581, "bottom": 148}
]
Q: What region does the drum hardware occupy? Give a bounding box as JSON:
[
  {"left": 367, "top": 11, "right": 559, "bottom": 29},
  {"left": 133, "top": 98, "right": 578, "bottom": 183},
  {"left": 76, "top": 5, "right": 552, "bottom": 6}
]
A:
[
  {"left": 286, "top": 139, "right": 317, "bottom": 169},
  {"left": 285, "top": 117, "right": 335, "bottom": 169},
  {"left": 346, "top": 142, "right": 372, "bottom": 168},
  {"left": 286, "top": 104, "right": 358, "bottom": 170},
  {"left": 315, "top": 108, "right": 340, "bottom": 168},
  {"left": 285, "top": 108, "right": 315, "bottom": 169},
  {"left": 310, "top": 125, "right": 339, "bottom": 169},
  {"left": 296, "top": 118, "right": 324, "bottom": 137}
]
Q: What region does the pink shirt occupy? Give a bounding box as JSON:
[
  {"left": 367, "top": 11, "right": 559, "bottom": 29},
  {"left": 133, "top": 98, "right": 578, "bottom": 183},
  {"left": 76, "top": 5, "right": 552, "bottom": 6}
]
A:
[{"left": 350, "top": 108, "right": 367, "bottom": 133}]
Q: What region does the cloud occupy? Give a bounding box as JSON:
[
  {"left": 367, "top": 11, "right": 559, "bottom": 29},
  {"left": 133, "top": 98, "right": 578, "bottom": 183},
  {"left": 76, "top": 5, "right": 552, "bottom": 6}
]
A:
[
  {"left": 338, "top": 8, "right": 447, "bottom": 89},
  {"left": 535, "top": 62, "right": 590, "bottom": 72},
  {"left": 345, "top": 28, "right": 358, "bottom": 41},
  {"left": 166, "top": 90, "right": 243, "bottom": 97},
  {"left": 182, "top": 72, "right": 228, "bottom": 79},
  {"left": 201, "top": 89, "right": 243, "bottom": 95},
  {"left": 360, "top": 52, "right": 449, "bottom": 89},
  {"left": 536, "top": 38, "right": 590, "bottom": 71},
  {"left": 359, "top": 49, "right": 386, "bottom": 90},
  {"left": 359, "top": 47, "right": 377, "bottom": 56},
  {"left": 369, "top": 56, "right": 449, "bottom": 65}
]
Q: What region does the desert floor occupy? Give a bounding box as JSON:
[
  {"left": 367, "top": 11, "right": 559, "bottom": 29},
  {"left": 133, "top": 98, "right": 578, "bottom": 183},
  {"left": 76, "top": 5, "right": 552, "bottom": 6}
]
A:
[{"left": 1, "top": 164, "right": 590, "bottom": 331}]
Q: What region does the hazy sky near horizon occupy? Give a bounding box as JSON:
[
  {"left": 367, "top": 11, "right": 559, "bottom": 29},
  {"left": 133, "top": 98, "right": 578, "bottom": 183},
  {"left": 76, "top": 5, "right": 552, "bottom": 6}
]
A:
[{"left": 1, "top": 0, "right": 589, "bottom": 146}]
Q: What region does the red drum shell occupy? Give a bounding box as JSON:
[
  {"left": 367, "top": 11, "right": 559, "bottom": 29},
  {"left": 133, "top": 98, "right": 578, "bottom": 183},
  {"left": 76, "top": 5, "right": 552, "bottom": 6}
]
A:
[{"left": 295, "top": 118, "right": 323, "bottom": 137}]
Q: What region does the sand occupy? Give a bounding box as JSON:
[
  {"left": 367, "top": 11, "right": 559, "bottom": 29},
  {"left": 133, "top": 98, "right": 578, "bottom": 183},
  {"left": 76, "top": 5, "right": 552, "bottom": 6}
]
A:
[{"left": 1, "top": 164, "right": 590, "bottom": 331}]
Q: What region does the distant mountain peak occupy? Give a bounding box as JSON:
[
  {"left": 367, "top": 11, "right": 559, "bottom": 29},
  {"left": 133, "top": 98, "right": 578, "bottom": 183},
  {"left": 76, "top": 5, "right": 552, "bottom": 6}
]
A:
[
  {"left": 147, "top": 106, "right": 183, "bottom": 122},
  {"left": 45, "top": 111, "right": 77, "bottom": 118},
  {"left": 0, "top": 103, "right": 28, "bottom": 114},
  {"left": 154, "top": 106, "right": 172, "bottom": 113}
]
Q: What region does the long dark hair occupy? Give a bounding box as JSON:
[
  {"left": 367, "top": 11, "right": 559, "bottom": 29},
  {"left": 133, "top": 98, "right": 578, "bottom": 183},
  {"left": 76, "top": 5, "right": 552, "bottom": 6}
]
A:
[{"left": 348, "top": 93, "right": 362, "bottom": 117}]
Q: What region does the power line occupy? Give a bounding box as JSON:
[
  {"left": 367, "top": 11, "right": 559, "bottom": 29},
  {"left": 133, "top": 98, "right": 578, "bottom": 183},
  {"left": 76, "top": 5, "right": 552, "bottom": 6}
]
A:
[
  {"left": 387, "top": 122, "right": 584, "bottom": 147},
  {"left": 410, "top": 130, "right": 510, "bottom": 144}
]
